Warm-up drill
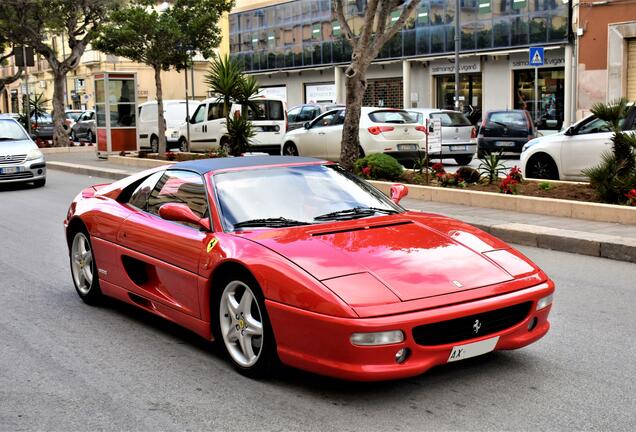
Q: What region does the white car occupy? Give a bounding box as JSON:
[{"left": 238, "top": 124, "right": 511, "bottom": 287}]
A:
[
  {"left": 0, "top": 117, "right": 46, "bottom": 187},
  {"left": 281, "top": 107, "right": 427, "bottom": 165},
  {"left": 179, "top": 96, "right": 287, "bottom": 154},
  {"left": 138, "top": 100, "right": 199, "bottom": 152},
  {"left": 520, "top": 108, "right": 636, "bottom": 180},
  {"left": 407, "top": 108, "right": 477, "bottom": 165}
]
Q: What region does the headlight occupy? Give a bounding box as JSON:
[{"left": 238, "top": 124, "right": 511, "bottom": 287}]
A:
[
  {"left": 26, "top": 149, "right": 43, "bottom": 161},
  {"left": 536, "top": 294, "right": 553, "bottom": 311},
  {"left": 350, "top": 330, "right": 404, "bottom": 346},
  {"left": 522, "top": 140, "right": 538, "bottom": 153}
]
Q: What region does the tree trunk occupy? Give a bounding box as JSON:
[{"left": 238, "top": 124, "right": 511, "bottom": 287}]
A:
[
  {"left": 154, "top": 65, "right": 167, "bottom": 155},
  {"left": 340, "top": 63, "right": 367, "bottom": 171},
  {"left": 51, "top": 69, "right": 70, "bottom": 147}
]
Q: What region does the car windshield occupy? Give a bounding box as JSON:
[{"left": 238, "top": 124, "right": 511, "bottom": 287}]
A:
[
  {"left": 214, "top": 164, "right": 402, "bottom": 231},
  {"left": 430, "top": 112, "right": 472, "bottom": 127},
  {"left": 488, "top": 112, "right": 528, "bottom": 128},
  {"left": 65, "top": 112, "right": 82, "bottom": 121},
  {"left": 0, "top": 120, "right": 28, "bottom": 141}
]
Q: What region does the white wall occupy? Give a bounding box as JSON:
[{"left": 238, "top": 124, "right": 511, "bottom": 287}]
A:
[
  {"left": 253, "top": 69, "right": 334, "bottom": 106},
  {"left": 409, "top": 62, "right": 432, "bottom": 108},
  {"left": 483, "top": 57, "right": 511, "bottom": 112}
]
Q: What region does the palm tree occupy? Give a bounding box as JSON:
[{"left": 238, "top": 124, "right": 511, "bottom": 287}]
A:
[{"left": 205, "top": 54, "right": 242, "bottom": 118}]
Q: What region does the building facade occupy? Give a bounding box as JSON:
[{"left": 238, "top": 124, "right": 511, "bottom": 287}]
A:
[
  {"left": 574, "top": 0, "right": 636, "bottom": 118},
  {"left": 229, "top": 0, "right": 575, "bottom": 131}
]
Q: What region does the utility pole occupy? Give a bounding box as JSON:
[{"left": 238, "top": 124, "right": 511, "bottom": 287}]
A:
[
  {"left": 454, "top": 0, "right": 460, "bottom": 111},
  {"left": 190, "top": 50, "right": 195, "bottom": 101}
]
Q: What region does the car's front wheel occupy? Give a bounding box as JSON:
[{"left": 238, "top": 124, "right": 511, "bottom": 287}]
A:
[
  {"left": 150, "top": 135, "right": 159, "bottom": 153},
  {"left": 179, "top": 138, "right": 188, "bottom": 152},
  {"left": 214, "top": 274, "right": 278, "bottom": 378},
  {"left": 282, "top": 142, "right": 299, "bottom": 156},
  {"left": 526, "top": 153, "right": 559, "bottom": 180},
  {"left": 70, "top": 230, "right": 102, "bottom": 305}
]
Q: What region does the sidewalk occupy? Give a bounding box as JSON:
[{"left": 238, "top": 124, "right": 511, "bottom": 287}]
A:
[{"left": 45, "top": 150, "right": 636, "bottom": 263}]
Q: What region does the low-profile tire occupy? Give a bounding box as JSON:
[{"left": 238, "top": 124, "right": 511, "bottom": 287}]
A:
[
  {"left": 86, "top": 130, "right": 94, "bottom": 144},
  {"left": 70, "top": 230, "right": 102, "bottom": 305},
  {"left": 454, "top": 155, "right": 473, "bottom": 165},
  {"left": 526, "top": 153, "right": 559, "bottom": 180},
  {"left": 179, "top": 138, "right": 188, "bottom": 152},
  {"left": 282, "top": 142, "right": 299, "bottom": 156},
  {"left": 213, "top": 272, "right": 278, "bottom": 379},
  {"left": 33, "top": 178, "right": 46, "bottom": 188},
  {"left": 150, "top": 135, "right": 159, "bottom": 153}
]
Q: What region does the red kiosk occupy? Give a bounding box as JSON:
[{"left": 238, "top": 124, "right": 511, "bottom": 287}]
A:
[{"left": 94, "top": 72, "right": 139, "bottom": 158}]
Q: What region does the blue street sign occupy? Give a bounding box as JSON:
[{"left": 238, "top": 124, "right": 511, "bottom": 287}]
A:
[{"left": 529, "top": 47, "right": 544, "bottom": 67}]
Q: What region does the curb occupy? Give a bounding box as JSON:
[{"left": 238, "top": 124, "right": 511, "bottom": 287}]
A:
[
  {"left": 45, "top": 162, "right": 636, "bottom": 263},
  {"left": 40, "top": 146, "right": 96, "bottom": 154}
]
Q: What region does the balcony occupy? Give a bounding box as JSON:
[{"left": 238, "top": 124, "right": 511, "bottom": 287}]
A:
[{"left": 81, "top": 50, "right": 101, "bottom": 65}]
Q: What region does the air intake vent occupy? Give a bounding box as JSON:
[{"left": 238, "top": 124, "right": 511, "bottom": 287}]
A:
[{"left": 311, "top": 220, "right": 412, "bottom": 237}]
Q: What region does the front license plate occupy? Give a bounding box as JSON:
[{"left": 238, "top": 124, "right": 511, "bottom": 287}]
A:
[
  {"left": 448, "top": 336, "right": 499, "bottom": 363},
  {"left": 496, "top": 141, "right": 516, "bottom": 147},
  {"left": 449, "top": 145, "right": 467, "bottom": 151},
  {"left": 0, "top": 167, "right": 19, "bottom": 174},
  {"left": 397, "top": 144, "right": 418, "bottom": 151}
]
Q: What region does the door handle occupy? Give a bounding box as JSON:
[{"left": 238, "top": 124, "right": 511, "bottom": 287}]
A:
[{"left": 318, "top": 132, "right": 326, "bottom": 135}]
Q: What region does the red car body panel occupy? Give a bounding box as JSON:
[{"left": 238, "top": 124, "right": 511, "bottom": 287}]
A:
[{"left": 64, "top": 159, "right": 554, "bottom": 381}]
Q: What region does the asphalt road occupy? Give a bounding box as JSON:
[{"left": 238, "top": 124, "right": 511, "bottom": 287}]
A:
[{"left": 1, "top": 170, "right": 634, "bottom": 432}]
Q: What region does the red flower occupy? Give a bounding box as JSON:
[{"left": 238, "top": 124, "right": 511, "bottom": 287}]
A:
[
  {"left": 625, "top": 188, "right": 636, "bottom": 206},
  {"left": 500, "top": 175, "right": 519, "bottom": 194},
  {"left": 361, "top": 166, "right": 371, "bottom": 177},
  {"left": 431, "top": 162, "right": 445, "bottom": 174},
  {"left": 508, "top": 166, "right": 523, "bottom": 182}
]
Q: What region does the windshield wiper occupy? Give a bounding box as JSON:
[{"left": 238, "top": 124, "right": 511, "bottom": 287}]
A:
[
  {"left": 233, "top": 217, "right": 314, "bottom": 229},
  {"left": 314, "top": 207, "right": 398, "bottom": 221}
]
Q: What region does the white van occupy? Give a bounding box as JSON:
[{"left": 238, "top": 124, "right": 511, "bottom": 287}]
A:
[
  {"left": 138, "top": 100, "right": 199, "bottom": 152},
  {"left": 179, "top": 96, "right": 287, "bottom": 154}
]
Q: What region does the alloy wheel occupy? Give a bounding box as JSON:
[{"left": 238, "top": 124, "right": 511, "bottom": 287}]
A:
[
  {"left": 283, "top": 143, "right": 298, "bottom": 156},
  {"left": 71, "top": 232, "right": 93, "bottom": 295}
]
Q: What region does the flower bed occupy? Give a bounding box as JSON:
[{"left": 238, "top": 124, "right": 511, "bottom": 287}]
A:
[{"left": 142, "top": 151, "right": 225, "bottom": 162}]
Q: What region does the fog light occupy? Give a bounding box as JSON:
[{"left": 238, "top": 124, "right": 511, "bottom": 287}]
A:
[
  {"left": 395, "top": 348, "right": 410, "bottom": 364},
  {"left": 37, "top": 169, "right": 43, "bottom": 175},
  {"left": 536, "top": 294, "right": 553, "bottom": 311},
  {"left": 527, "top": 317, "right": 538, "bottom": 331},
  {"left": 350, "top": 330, "right": 404, "bottom": 346}
]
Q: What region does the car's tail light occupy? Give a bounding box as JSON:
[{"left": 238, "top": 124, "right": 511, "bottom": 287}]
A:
[
  {"left": 471, "top": 126, "right": 477, "bottom": 139},
  {"left": 415, "top": 125, "right": 427, "bottom": 133},
  {"left": 368, "top": 126, "right": 394, "bottom": 135},
  {"left": 31, "top": 122, "right": 38, "bottom": 130}
]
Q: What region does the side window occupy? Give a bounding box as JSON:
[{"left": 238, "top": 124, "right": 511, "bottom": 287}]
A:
[
  {"left": 578, "top": 117, "right": 611, "bottom": 135},
  {"left": 334, "top": 110, "right": 346, "bottom": 125},
  {"left": 127, "top": 171, "right": 164, "bottom": 210},
  {"left": 89, "top": 112, "right": 95, "bottom": 120},
  {"left": 207, "top": 103, "right": 223, "bottom": 121},
  {"left": 312, "top": 112, "right": 337, "bottom": 128},
  {"left": 191, "top": 105, "right": 206, "bottom": 124},
  {"left": 298, "top": 106, "right": 316, "bottom": 122},
  {"left": 287, "top": 106, "right": 301, "bottom": 122},
  {"left": 147, "top": 170, "right": 209, "bottom": 228}
]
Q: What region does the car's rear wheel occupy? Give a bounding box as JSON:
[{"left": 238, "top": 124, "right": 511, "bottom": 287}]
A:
[
  {"left": 454, "top": 155, "right": 473, "bottom": 166},
  {"left": 179, "top": 138, "right": 188, "bottom": 152},
  {"left": 526, "top": 154, "right": 559, "bottom": 180},
  {"left": 70, "top": 230, "right": 102, "bottom": 305},
  {"left": 214, "top": 274, "right": 278, "bottom": 378},
  {"left": 150, "top": 135, "right": 159, "bottom": 153},
  {"left": 282, "top": 142, "right": 299, "bottom": 156}
]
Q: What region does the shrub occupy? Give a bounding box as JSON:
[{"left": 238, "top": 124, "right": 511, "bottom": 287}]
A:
[
  {"left": 538, "top": 181, "right": 552, "bottom": 191},
  {"left": 478, "top": 151, "right": 507, "bottom": 184},
  {"left": 499, "top": 175, "right": 519, "bottom": 194},
  {"left": 456, "top": 166, "right": 480, "bottom": 184},
  {"left": 165, "top": 151, "right": 176, "bottom": 161},
  {"left": 354, "top": 153, "right": 403, "bottom": 180},
  {"left": 508, "top": 166, "right": 523, "bottom": 182},
  {"left": 626, "top": 189, "right": 636, "bottom": 206}
]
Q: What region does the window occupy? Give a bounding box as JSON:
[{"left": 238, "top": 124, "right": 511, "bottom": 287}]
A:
[
  {"left": 311, "top": 111, "right": 338, "bottom": 128},
  {"left": 147, "top": 170, "right": 209, "bottom": 228},
  {"left": 334, "top": 110, "right": 346, "bottom": 125},
  {"left": 207, "top": 103, "right": 224, "bottom": 121},
  {"left": 246, "top": 100, "right": 285, "bottom": 121},
  {"left": 127, "top": 171, "right": 164, "bottom": 210},
  {"left": 191, "top": 105, "right": 206, "bottom": 124},
  {"left": 287, "top": 106, "right": 301, "bottom": 122},
  {"left": 368, "top": 110, "right": 415, "bottom": 124},
  {"left": 430, "top": 112, "right": 472, "bottom": 126},
  {"left": 299, "top": 106, "right": 321, "bottom": 122},
  {"left": 577, "top": 117, "right": 611, "bottom": 135}
]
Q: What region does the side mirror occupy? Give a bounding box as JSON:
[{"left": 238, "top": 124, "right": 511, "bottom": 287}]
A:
[
  {"left": 158, "top": 203, "right": 210, "bottom": 231},
  {"left": 303, "top": 122, "right": 310, "bottom": 129},
  {"left": 185, "top": 115, "right": 190, "bottom": 123},
  {"left": 390, "top": 183, "right": 408, "bottom": 204},
  {"left": 564, "top": 126, "right": 575, "bottom": 136}
]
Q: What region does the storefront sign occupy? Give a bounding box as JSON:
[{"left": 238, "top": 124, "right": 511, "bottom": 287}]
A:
[
  {"left": 257, "top": 86, "right": 287, "bottom": 102},
  {"left": 305, "top": 83, "right": 336, "bottom": 103},
  {"left": 510, "top": 50, "right": 564, "bottom": 69},
  {"left": 430, "top": 59, "right": 481, "bottom": 75}
]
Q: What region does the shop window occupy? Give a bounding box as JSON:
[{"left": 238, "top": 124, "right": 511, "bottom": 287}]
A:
[
  {"left": 436, "top": 73, "right": 482, "bottom": 115},
  {"left": 417, "top": 7, "right": 429, "bottom": 25},
  {"left": 312, "top": 23, "right": 321, "bottom": 40},
  {"left": 478, "top": 0, "right": 492, "bottom": 14},
  {"left": 512, "top": 0, "right": 527, "bottom": 10},
  {"left": 476, "top": 20, "right": 493, "bottom": 49},
  {"left": 514, "top": 68, "right": 564, "bottom": 130},
  {"left": 416, "top": 27, "right": 430, "bottom": 55}
]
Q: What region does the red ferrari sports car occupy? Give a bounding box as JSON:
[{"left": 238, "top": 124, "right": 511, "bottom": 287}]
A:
[{"left": 64, "top": 156, "right": 554, "bottom": 381}]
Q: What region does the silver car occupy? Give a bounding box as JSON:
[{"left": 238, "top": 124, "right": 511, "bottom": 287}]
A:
[
  {"left": 408, "top": 108, "right": 477, "bottom": 165},
  {"left": 0, "top": 118, "right": 46, "bottom": 187}
]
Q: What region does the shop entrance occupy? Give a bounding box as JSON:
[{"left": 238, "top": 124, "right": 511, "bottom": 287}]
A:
[
  {"left": 435, "top": 73, "right": 482, "bottom": 125},
  {"left": 514, "top": 68, "right": 564, "bottom": 131}
]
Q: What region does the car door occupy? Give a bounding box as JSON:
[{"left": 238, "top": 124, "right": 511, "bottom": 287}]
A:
[
  {"left": 287, "top": 106, "right": 302, "bottom": 130},
  {"left": 188, "top": 103, "right": 208, "bottom": 151},
  {"left": 298, "top": 111, "right": 339, "bottom": 159},
  {"left": 116, "top": 169, "right": 212, "bottom": 318},
  {"left": 325, "top": 110, "right": 346, "bottom": 160},
  {"left": 561, "top": 116, "right": 614, "bottom": 178}
]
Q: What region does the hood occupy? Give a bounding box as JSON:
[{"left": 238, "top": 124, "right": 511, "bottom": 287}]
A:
[
  {"left": 0, "top": 139, "right": 38, "bottom": 154},
  {"left": 240, "top": 217, "right": 515, "bottom": 302}
]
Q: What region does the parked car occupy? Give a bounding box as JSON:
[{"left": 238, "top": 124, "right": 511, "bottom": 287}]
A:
[
  {"left": 477, "top": 110, "right": 537, "bottom": 157},
  {"left": 282, "top": 107, "right": 426, "bottom": 166},
  {"left": 0, "top": 117, "right": 46, "bottom": 187},
  {"left": 64, "top": 155, "right": 554, "bottom": 380},
  {"left": 408, "top": 108, "right": 477, "bottom": 165},
  {"left": 287, "top": 103, "right": 344, "bottom": 131},
  {"left": 179, "top": 96, "right": 287, "bottom": 155},
  {"left": 138, "top": 100, "right": 199, "bottom": 152},
  {"left": 520, "top": 108, "right": 636, "bottom": 180},
  {"left": 31, "top": 113, "right": 55, "bottom": 141},
  {"left": 70, "top": 110, "right": 96, "bottom": 143},
  {"left": 63, "top": 110, "right": 84, "bottom": 134}
]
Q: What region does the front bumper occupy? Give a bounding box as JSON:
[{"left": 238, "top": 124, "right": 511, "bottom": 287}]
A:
[
  {"left": 0, "top": 160, "right": 46, "bottom": 184},
  {"left": 267, "top": 281, "right": 554, "bottom": 381}
]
